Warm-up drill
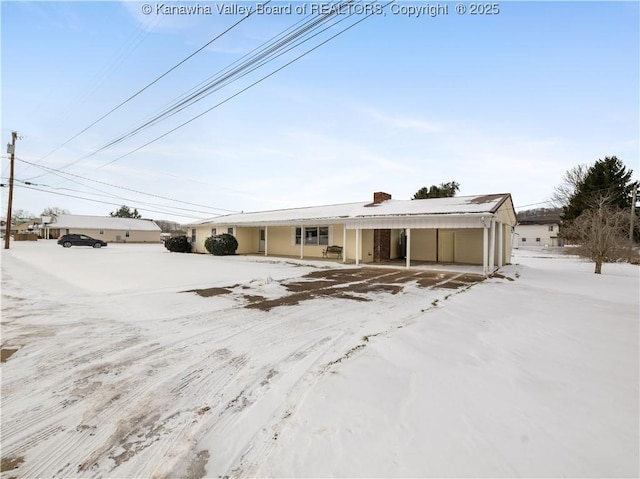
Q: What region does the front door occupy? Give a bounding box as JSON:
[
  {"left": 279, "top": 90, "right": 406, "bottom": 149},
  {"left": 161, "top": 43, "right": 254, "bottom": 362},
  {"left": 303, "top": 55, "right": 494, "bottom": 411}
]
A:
[
  {"left": 373, "top": 229, "right": 391, "bottom": 262},
  {"left": 258, "top": 228, "right": 265, "bottom": 252},
  {"left": 438, "top": 230, "right": 455, "bottom": 263}
]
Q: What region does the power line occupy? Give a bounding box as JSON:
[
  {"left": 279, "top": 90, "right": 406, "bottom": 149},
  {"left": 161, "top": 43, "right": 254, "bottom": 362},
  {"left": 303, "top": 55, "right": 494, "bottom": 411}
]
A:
[
  {"left": 25, "top": 2, "right": 270, "bottom": 180},
  {"left": 514, "top": 200, "right": 555, "bottom": 209},
  {"left": 15, "top": 184, "right": 209, "bottom": 220},
  {"left": 91, "top": 2, "right": 360, "bottom": 155},
  {"left": 16, "top": 157, "right": 238, "bottom": 213},
  {"left": 99, "top": 1, "right": 391, "bottom": 169},
  {"left": 37, "top": 0, "right": 361, "bottom": 175},
  {"left": 10, "top": 178, "right": 222, "bottom": 217}
]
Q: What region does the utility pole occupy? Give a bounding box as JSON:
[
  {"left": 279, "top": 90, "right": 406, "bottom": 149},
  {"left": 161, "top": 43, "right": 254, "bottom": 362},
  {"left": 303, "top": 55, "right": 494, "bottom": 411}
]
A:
[
  {"left": 4, "top": 131, "right": 17, "bottom": 250},
  {"left": 631, "top": 183, "right": 638, "bottom": 246}
]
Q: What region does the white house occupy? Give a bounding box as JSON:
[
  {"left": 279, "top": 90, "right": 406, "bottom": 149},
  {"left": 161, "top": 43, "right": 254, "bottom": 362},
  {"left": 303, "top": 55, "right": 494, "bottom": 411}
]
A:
[
  {"left": 186, "top": 192, "right": 517, "bottom": 275},
  {"left": 44, "top": 215, "right": 161, "bottom": 243},
  {"left": 514, "top": 216, "right": 562, "bottom": 247}
]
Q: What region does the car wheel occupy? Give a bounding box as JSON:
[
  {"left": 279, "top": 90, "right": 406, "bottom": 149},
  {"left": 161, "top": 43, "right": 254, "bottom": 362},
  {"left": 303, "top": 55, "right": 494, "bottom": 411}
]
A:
[
  {"left": 63, "top": 242, "right": 72, "bottom": 248},
  {"left": 93, "top": 242, "right": 102, "bottom": 248}
]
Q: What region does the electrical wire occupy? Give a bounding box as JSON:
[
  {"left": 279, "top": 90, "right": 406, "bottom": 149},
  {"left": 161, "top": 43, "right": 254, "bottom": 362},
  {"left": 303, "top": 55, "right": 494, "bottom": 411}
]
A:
[
  {"left": 90, "top": 1, "right": 360, "bottom": 157},
  {"left": 99, "top": 1, "right": 392, "bottom": 169},
  {"left": 15, "top": 184, "right": 210, "bottom": 220},
  {"left": 25, "top": 1, "right": 271, "bottom": 180},
  {"left": 38, "top": 0, "right": 362, "bottom": 175},
  {"left": 16, "top": 157, "right": 238, "bottom": 214},
  {"left": 11, "top": 1, "right": 392, "bottom": 218},
  {"left": 11, "top": 178, "right": 224, "bottom": 217}
]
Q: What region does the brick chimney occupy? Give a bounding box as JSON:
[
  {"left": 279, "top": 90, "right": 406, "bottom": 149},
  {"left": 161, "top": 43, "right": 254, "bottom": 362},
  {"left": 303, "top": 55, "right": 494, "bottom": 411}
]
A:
[{"left": 373, "top": 191, "right": 392, "bottom": 204}]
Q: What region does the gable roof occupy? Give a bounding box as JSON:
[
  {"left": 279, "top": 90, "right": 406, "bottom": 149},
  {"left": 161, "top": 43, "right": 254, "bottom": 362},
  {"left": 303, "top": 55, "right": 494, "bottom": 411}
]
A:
[
  {"left": 188, "top": 194, "right": 514, "bottom": 228},
  {"left": 49, "top": 215, "right": 161, "bottom": 231}
]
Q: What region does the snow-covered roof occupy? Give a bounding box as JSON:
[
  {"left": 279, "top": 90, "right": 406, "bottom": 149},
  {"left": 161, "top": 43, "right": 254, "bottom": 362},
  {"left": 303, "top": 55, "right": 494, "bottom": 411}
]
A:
[
  {"left": 49, "top": 215, "right": 161, "bottom": 231},
  {"left": 188, "top": 194, "right": 513, "bottom": 227}
]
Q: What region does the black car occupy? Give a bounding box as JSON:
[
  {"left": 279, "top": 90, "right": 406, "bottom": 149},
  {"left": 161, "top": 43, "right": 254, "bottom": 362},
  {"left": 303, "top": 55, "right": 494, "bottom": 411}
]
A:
[{"left": 57, "top": 234, "right": 108, "bottom": 248}]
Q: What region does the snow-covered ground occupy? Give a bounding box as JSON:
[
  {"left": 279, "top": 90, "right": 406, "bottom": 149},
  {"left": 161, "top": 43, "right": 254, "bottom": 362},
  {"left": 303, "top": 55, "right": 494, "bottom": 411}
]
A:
[{"left": 1, "top": 241, "right": 638, "bottom": 478}]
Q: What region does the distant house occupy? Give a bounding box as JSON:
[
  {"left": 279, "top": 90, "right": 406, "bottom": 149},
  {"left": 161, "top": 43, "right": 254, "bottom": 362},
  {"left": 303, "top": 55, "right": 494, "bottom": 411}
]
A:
[
  {"left": 15, "top": 218, "right": 41, "bottom": 235},
  {"left": 514, "top": 215, "right": 562, "bottom": 247},
  {"left": 186, "top": 192, "right": 517, "bottom": 275},
  {"left": 44, "top": 215, "right": 161, "bottom": 243}
]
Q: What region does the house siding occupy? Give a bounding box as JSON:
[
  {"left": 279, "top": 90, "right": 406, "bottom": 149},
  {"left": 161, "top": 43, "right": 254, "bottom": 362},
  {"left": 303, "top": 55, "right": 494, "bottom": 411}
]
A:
[
  {"left": 454, "top": 229, "right": 484, "bottom": 265},
  {"left": 515, "top": 223, "right": 560, "bottom": 247},
  {"left": 410, "top": 230, "right": 438, "bottom": 262}
]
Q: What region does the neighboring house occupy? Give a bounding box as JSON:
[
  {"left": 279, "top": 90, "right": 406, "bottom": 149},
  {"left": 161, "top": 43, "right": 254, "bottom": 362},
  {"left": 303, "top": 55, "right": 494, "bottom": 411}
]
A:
[
  {"left": 514, "top": 216, "right": 562, "bottom": 248},
  {"left": 45, "top": 215, "right": 161, "bottom": 243},
  {"left": 186, "top": 192, "right": 517, "bottom": 275},
  {"left": 15, "top": 218, "right": 40, "bottom": 235}
]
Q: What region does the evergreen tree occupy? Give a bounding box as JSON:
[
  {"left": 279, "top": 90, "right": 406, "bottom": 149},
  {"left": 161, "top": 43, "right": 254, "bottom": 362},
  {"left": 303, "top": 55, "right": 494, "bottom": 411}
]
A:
[
  {"left": 562, "top": 156, "right": 636, "bottom": 222},
  {"left": 110, "top": 205, "right": 142, "bottom": 219},
  {"left": 413, "top": 181, "right": 460, "bottom": 199}
]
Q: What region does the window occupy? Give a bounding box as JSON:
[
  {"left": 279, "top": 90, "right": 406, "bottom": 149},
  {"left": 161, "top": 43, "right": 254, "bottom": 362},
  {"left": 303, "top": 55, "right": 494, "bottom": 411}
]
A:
[
  {"left": 227, "top": 227, "right": 234, "bottom": 235},
  {"left": 295, "top": 226, "right": 329, "bottom": 245},
  {"left": 191, "top": 229, "right": 196, "bottom": 242},
  {"left": 522, "top": 238, "right": 527, "bottom": 242},
  {"left": 125, "top": 230, "right": 130, "bottom": 238},
  {"left": 211, "top": 228, "right": 217, "bottom": 236},
  {"left": 536, "top": 238, "right": 540, "bottom": 242},
  {"left": 548, "top": 225, "right": 554, "bottom": 232},
  {"left": 99, "top": 229, "right": 104, "bottom": 235}
]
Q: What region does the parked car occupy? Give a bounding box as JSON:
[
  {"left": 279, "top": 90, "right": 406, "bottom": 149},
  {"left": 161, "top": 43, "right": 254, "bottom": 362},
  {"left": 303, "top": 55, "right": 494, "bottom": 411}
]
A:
[{"left": 57, "top": 234, "right": 107, "bottom": 248}]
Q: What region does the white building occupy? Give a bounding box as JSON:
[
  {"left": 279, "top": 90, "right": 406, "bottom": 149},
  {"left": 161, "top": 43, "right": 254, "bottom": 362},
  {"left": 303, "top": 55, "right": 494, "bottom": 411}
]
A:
[
  {"left": 44, "top": 215, "right": 161, "bottom": 243},
  {"left": 514, "top": 217, "right": 561, "bottom": 247}
]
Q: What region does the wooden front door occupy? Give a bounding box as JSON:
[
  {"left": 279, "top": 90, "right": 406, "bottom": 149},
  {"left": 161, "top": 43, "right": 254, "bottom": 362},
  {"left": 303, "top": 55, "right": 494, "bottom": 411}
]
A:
[{"left": 373, "top": 229, "right": 391, "bottom": 262}]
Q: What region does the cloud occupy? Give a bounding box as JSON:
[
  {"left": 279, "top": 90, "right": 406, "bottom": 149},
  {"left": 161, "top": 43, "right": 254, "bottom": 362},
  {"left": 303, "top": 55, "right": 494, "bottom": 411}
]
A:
[{"left": 360, "top": 107, "right": 443, "bottom": 134}]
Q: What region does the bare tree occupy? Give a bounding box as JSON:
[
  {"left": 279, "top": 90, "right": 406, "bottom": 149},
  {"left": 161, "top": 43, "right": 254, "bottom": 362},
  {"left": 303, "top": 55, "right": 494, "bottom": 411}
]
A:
[
  {"left": 11, "top": 209, "right": 35, "bottom": 222},
  {"left": 41, "top": 207, "right": 70, "bottom": 217},
  {"left": 551, "top": 164, "right": 588, "bottom": 208},
  {"left": 563, "top": 195, "right": 630, "bottom": 274}
]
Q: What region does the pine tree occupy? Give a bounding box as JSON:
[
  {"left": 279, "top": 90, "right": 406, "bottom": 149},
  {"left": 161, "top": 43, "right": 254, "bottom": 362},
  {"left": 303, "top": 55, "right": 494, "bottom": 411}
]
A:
[
  {"left": 413, "top": 181, "right": 460, "bottom": 199},
  {"left": 562, "top": 156, "right": 636, "bottom": 222}
]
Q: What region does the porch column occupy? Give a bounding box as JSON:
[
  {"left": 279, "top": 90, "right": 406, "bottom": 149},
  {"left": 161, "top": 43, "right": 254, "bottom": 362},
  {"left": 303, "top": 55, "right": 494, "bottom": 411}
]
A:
[
  {"left": 264, "top": 226, "right": 268, "bottom": 257},
  {"left": 342, "top": 226, "right": 347, "bottom": 263},
  {"left": 300, "top": 226, "right": 305, "bottom": 259},
  {"left": 483, "top": 225, "right": 489, "bottom": 276},
  {"left": 489, "top": 219, "right": 496, "bottom": 272},
  {"left": 406, "top": 228, "right": 411, "bottom": 268},
  {"left": 355, "top": 228, "right": 360, "bottom": 266},
  {"left": 497, "top": 222, "right": 503, "bottom": 268}
]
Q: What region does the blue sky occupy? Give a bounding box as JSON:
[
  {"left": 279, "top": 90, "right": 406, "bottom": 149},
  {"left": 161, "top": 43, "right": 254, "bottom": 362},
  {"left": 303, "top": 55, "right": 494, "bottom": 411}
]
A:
[{"left": 1, "top": 1, "right": 638, "bottom": 222}]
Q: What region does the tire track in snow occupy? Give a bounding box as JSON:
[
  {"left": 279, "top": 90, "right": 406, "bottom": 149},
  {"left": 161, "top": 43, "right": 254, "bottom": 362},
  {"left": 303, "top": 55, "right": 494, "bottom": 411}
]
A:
[{"left": 2, "top": 260, "right": 488, "bottom": 478}]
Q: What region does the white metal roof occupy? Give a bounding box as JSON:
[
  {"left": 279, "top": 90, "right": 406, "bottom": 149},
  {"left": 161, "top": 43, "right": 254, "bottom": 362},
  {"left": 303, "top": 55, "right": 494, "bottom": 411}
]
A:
[
  {"left": 188, "top": 194, "right": 513, "bottom": 228},
  {"left": 49, "top": 215, "right": 161, "bottom": 231}
]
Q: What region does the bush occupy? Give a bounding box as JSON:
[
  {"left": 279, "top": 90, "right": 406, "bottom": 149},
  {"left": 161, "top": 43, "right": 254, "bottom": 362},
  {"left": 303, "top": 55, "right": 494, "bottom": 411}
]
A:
[
  {"left": 164, "top": 235, "right": 191, "bottom": 253},
  {"left": 205, "top": 233, "right": 238, "bottom": 256}
]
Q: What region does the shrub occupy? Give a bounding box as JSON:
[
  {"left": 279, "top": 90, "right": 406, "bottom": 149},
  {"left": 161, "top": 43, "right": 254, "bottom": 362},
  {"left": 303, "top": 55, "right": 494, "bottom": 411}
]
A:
[
  {"left": 164, "top": 235, "right": 191, "bottom": 253},
  {"left": 205, "top": 233, "right": 238, "bottom": 256}
]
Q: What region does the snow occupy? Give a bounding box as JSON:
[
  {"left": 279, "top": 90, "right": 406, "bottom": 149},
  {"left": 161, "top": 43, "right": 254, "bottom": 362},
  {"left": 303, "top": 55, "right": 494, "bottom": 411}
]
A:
[
  {"left": 1, "top": 241, "right": 638, "bottom": 478},
  {"left": 50, "top": 215, "right": 161, "bottom": 231},
  {"left": 188, "top": 194, "right": 510, "bottom": 227}
]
